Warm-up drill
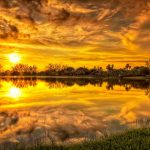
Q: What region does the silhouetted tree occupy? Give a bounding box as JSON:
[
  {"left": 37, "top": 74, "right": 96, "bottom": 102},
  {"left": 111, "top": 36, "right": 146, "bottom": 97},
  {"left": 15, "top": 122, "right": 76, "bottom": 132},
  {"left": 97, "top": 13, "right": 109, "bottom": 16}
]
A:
[
  {"left": 146, "top": 59, "right": 150, "bottom": 75},
  {"left": 11, "top": 64, "right": 37, "bottom": 76},
  {"left": 106, "top": 64, "right": 115, "bottom": 76},
  {"left": 60, "top": 67, "right": 75, "bottom": 76},
  {"left": 90, "top": 66, "right": 103, "bottom": 76},
  {"left": 75, "top": 67, "right": 90, "bottom": 76},
  {"left": 125, "top": 64, "right": 131, "bottom": 70},
  {"left": 106, "top": 64, "right": 114, "bottom": 71},
  {"left": 46, "top": 64, "right": 66, "bottom": 75},
  {"left": 28, "top": 65, "right": 37, "bottom": 75}
]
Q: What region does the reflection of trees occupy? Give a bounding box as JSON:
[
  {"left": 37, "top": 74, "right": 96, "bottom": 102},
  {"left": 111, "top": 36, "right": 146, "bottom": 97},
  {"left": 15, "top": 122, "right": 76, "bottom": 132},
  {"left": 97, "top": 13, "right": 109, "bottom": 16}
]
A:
[
  {"left": 44, "top": 78, "right": 150, "bottom": 97},
  {"left": 46, "top": 82, "right": 66, "bottom": 89},
  {"left": 124, "top": 84, "right": 132, "bottom": 91},
  {"left": 44, "top": 78, "right": 103, "bottom": 88},
  {"left": 106, "top": 83, "right": 114, "bottom": 90},
  {"left": 104, "top": 79, "right": 150, "bottom": 92},
  {"left": 1, "top": 78, "right": 37, "bottom": 88},
  {"left": 0, "top": 78, "right": 150, "bottom": 96},
  {"left": 11, "top": 78, "right": 37, "bottom": 88},
  {"left": 145, "top": 85, "right": 150, "bottom": 98}
]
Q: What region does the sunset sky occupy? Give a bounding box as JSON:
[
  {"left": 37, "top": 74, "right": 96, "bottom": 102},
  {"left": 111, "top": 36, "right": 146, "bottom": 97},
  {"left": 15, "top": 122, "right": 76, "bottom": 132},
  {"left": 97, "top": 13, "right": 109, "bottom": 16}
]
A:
[{"left": 0, "top": 0, "right": 150, "bottom": 69}]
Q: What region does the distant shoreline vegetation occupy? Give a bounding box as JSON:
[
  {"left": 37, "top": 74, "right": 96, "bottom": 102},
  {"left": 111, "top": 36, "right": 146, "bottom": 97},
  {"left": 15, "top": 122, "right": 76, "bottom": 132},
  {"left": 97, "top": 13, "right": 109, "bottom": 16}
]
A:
[{"left": 0, "top": 59, "right": 150, "bottom": 77}]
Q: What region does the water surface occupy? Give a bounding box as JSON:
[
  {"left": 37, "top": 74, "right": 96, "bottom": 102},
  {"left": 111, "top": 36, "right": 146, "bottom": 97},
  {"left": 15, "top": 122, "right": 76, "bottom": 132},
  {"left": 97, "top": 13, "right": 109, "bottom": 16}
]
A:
[{"left": 0, "top": 78, "right": 150, "bottom": 145}]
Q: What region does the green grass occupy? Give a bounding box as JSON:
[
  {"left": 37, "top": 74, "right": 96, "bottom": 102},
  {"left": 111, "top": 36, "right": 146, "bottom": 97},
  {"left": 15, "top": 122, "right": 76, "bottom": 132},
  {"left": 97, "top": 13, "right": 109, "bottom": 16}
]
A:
[{"left": 14, "top": 128, "right": 150, "bottom": 150}]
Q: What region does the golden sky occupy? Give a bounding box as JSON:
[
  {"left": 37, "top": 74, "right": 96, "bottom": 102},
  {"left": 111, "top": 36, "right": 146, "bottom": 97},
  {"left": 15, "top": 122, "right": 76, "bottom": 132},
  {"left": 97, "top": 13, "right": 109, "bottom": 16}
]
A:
[{"left": 0, "top": 0, "right": 150, "bottom": 69}]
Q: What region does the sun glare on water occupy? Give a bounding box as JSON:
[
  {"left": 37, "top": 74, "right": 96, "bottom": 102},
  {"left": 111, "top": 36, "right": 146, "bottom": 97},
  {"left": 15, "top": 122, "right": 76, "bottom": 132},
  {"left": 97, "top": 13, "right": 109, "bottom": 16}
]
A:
[
  {"left": 8, "top": 87, "right": 22, "bottom": 99},
  {"left": 8, "top": 53, "right": 21, "bottom": 63}
]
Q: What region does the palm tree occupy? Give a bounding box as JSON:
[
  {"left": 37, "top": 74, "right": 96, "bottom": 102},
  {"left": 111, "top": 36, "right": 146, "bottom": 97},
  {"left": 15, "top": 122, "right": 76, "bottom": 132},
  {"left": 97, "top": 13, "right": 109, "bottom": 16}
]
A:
[
  {"left": 125, "top": 64, "right": 131, "bottom": 70},
  {"left": 106, "top": 64, "right": 115, "bottom": 76},
  {"left": 106, "top": 64, "right": 114, "bottom": 71}
]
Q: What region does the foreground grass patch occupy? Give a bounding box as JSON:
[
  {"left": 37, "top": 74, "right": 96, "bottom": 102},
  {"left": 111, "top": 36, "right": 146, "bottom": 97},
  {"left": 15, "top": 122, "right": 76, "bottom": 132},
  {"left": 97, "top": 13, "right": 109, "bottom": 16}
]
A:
[{"left": 11, "top": 128, "right": 150, "bottom": 150}]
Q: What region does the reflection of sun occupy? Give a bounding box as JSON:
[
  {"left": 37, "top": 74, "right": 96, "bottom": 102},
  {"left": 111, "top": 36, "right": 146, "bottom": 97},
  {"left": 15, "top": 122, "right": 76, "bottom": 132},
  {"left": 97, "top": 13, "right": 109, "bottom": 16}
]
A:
[
  {"left": 8, "top": 87, "right": 22, "bottom": 99},
  {"left": 8, "top": 53, "right": 21, "bottom": 63}
]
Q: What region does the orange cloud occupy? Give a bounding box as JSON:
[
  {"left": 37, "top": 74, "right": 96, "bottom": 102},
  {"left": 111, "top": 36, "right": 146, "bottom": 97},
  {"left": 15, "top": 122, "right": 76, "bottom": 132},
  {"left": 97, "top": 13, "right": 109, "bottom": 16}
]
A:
[{"left": 0, "top": 0, "right": 150, "bottom": 68}]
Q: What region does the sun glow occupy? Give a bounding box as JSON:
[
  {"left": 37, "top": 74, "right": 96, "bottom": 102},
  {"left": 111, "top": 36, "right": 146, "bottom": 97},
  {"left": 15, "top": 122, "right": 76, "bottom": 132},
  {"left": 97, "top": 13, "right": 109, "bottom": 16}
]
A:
[
  {"left": 8, "top": 87, "right": 22, "bottom": 99},
  {"left": 8, "top": 53, "right": 21, "bottom": 63}
]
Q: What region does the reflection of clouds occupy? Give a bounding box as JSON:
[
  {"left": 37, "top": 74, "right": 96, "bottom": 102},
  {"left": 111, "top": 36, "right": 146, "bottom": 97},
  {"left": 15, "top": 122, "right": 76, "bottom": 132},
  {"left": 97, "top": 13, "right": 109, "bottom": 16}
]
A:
[
  {"left": 117, "top": 102, "right": 139, "bottom": 123},
  {"left": 0, "top": 100, "right": 150, "bottom": 145},
  {"left": 0, "top": 106, "right": 106, "bottom": 144},
  {"left": 0, "top": 111, "right": 19, "bottom": 135},
  {"left": 110, "top": 101, "right": 150, "bottom": 126},
  {"left": 0, "top": 79, "right": 150, "bottom": 145}
]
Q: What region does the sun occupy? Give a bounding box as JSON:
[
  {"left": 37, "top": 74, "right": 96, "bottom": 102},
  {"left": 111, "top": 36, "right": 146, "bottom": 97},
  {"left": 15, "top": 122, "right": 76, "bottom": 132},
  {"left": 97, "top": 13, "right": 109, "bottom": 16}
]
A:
[{"left": 9, "top": 53, "right": 21, "bottom": 63}]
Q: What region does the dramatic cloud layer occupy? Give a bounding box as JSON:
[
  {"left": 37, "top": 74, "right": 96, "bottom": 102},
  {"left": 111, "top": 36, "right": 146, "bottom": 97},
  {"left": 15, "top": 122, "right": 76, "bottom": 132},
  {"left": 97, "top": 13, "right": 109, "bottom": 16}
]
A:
[{"left": 0, "top": 0, "right": 150, "bottom": 68}]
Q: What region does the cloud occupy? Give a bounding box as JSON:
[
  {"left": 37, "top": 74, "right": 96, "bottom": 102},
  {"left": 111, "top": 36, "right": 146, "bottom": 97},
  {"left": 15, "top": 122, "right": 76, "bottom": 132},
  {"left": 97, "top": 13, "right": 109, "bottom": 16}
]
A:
[
  {"left": 0, "top": 18, "right": 19, "bottom": 38},
  {"left": 0, "top": 0, "right": 150, "bottom": 68}
]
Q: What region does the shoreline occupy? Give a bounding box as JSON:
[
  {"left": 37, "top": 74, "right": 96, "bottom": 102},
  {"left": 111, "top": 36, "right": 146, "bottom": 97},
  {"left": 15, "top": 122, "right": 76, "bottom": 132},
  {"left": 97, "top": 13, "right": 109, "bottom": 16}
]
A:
[
  {"left": 0, "top": 76, "right": 149, "bottom": 80},
  {"left": 0, "top": 76, "right": 95, "bottom": 79}
]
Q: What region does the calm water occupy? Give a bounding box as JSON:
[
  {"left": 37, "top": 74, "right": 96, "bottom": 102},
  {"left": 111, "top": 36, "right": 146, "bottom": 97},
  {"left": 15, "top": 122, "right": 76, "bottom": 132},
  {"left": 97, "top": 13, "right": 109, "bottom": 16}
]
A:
[{"left": 0, "top": 78, "right": 150, "bottom": 145}]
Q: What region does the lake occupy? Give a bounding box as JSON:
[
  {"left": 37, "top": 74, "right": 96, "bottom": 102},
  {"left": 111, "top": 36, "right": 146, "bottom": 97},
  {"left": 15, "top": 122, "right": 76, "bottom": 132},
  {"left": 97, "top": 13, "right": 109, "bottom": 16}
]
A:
[{"left": 0, "top": 78, "right": 150, "bottom": 146}]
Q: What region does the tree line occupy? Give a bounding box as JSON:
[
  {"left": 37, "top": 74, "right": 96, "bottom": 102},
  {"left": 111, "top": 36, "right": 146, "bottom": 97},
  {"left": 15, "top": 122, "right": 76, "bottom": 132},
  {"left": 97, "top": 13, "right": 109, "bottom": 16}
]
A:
[{"left": 0, "top": 59, "right": 150, "bottom": 77}]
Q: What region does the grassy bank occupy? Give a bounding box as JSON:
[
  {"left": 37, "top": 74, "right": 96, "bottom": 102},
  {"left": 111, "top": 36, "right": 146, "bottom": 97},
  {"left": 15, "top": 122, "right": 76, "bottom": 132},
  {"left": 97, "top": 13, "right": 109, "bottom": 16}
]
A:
[{"left": 12, "top": 128, "right": 150, "bottom": 150}]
